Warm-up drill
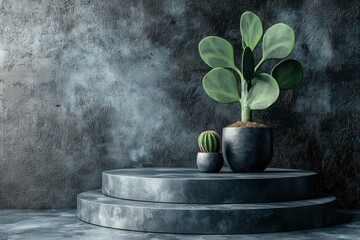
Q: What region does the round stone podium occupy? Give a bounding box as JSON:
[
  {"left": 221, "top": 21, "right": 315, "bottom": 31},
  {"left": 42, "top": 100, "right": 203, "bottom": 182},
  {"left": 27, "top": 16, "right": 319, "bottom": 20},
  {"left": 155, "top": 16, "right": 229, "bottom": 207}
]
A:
[
  {"left": 102, "top": 168, "right": 316, "bottom": 203},
  {"left": 77, "top": 168, "right": 337, "bottom": 234}
]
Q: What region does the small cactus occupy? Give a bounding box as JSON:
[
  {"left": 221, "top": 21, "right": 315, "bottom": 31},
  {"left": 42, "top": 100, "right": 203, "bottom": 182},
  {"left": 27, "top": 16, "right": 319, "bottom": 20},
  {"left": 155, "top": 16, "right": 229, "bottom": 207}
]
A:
[{"left": 198, "top": 130, "right": 221, "bottom": 152}]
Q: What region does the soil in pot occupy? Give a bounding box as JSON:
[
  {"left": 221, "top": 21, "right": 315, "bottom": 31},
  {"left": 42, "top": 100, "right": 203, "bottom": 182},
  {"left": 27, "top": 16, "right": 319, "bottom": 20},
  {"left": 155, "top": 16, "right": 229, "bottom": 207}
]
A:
[{"left": 228, "top": 121, "right": 266, "bottom": 128}]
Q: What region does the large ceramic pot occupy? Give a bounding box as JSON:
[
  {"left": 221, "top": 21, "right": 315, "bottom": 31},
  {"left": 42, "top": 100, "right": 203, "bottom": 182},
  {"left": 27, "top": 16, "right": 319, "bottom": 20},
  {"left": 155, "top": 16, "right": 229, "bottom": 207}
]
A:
[
  {"left": 196, "top": 152, "right": 224, "bottom": 173},
  {"left": 222, "top": 127, "right": 273, "bottom": 172}
]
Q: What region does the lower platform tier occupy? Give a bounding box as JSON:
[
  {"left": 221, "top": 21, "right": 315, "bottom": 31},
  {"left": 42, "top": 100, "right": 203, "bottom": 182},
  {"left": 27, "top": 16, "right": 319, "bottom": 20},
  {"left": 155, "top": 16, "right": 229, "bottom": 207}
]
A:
[{"left": 77, "top": 190, "right": 337, "bottom": 234}]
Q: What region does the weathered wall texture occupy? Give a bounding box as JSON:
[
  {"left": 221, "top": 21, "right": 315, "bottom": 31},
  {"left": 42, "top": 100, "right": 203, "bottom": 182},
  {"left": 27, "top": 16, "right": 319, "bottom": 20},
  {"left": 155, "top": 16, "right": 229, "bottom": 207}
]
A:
[{"left": 0, "top": 0, "right": 358, "bottom": 208}]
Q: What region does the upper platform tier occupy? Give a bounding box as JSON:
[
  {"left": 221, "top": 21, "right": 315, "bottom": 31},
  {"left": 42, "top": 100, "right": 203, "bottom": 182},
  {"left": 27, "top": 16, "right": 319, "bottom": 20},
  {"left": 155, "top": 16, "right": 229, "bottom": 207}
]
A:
[{"left": 102, "top": 167, "right": 316, "bottom": 203}]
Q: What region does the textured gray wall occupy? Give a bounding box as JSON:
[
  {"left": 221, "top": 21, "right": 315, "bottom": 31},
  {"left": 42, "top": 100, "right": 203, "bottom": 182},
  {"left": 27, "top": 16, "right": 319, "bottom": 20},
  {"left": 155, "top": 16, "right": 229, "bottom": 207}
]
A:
[{"left": 0, "top": 0, "right": 358, "bottom": 208}]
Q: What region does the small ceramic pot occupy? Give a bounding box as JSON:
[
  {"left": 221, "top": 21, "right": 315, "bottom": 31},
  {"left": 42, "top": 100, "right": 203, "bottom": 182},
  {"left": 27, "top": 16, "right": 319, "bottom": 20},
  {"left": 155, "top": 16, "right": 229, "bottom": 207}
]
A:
[
  {"left": 222, "top": 127, "right": 273, "bottom": 172},
  {"left": 196, "top": 152, "right": 224, "bottom": 173}
]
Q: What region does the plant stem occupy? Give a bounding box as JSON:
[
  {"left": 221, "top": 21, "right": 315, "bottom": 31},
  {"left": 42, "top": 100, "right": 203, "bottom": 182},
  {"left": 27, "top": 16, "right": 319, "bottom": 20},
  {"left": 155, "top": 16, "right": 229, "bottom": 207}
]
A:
[
  {"left": 241, "top": 104, "right": 252, "bottom": 122},
  {"left": 254, "top": 58, "right": 265, "bottom": 73},
  {"left": 233, "top": 66, "right": 247, "bottom": 99},
  {"left": 233, "top": 65, "right": 244, "bottom": 79},
  {"left": 233, "top": 66, "right": 252, "bottom": 122}
]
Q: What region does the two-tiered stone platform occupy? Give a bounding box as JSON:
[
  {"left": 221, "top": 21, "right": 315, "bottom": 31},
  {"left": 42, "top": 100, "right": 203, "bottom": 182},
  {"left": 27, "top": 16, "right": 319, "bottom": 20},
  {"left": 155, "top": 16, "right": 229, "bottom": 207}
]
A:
[{"left": 77, "top": 168, "right": 337, "bottom": 234}]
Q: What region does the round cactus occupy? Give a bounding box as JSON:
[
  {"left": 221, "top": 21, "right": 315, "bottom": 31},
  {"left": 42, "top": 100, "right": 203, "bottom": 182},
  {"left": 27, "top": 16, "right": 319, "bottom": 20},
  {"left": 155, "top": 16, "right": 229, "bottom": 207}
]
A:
[{"left": 198, "top": 130, "right": 221, "bottom": 152}]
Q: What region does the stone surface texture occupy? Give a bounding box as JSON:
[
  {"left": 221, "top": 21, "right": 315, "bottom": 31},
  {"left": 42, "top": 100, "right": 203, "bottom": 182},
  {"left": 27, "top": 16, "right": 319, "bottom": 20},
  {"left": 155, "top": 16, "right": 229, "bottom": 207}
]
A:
[
  {"left": 1, "top": 209, "right": 359, "bottom": 239},
  {"left": 78, "top": 167, "right": 336, "bottom": 234},
  {"left": 0, "top": 0, "right": 359, "bottom": 209},
  {"left": 77, "top": 190, "right": 336, "bottom": 234},
  {"left": 102, "top": 168, "right": 316, "bottom": 203}
]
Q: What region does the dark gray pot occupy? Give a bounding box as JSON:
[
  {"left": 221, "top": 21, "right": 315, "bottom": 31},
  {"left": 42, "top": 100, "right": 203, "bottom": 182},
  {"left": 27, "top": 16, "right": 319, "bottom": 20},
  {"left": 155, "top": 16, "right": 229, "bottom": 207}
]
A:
[
  {"left": 196, "top": 152, "right": 224, "bottom": 173},
  {"left": 222, "top": 127, "right": 273, "bottom": 173}
]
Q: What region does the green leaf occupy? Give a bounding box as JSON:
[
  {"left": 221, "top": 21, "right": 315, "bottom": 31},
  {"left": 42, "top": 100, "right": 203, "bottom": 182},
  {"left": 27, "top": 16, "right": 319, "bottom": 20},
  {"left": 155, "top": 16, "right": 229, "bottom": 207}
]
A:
[
  {"left": 247, "top": 73, "right": 280, "bottom": 109},
  {"left": 203, "top": 68, "right": 240, "bottom": 103},
  {"left": 198, "top": 36, "right": 235, "bottom": 68},
  {"left": 240, "top": 11, "right": 263, "bottom": 51},
  {"left": 272, "top": 59, "right": 303, "bottom": 89},
  {"left": 262, "top": 23, "right": 295, "bottom": 60},
  {"left": 242, "top": 47, "right": 254, "bottom": 82}
]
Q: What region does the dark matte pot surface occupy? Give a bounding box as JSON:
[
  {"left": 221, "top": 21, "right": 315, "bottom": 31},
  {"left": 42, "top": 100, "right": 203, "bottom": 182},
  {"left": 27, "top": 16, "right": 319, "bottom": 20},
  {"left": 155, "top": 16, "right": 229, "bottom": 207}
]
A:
[
  {"left": 222, "top": 127, "right": 273, "bottom": 172},
  {"left": 196, "top": 152, "right": 224, "bottom": 173}
]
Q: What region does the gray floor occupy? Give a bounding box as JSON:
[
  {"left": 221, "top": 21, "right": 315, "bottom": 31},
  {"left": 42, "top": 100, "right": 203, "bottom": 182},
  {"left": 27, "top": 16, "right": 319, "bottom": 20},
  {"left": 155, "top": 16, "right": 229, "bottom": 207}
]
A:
[{"left": 0, "top": 209, "right": 359, "bottom": 240}]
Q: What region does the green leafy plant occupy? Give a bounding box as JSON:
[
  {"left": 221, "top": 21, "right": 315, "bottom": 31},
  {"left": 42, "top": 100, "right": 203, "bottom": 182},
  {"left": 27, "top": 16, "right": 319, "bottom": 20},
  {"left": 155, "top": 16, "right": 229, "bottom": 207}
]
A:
[
  {"left": 199, "top": 11, "right": 303, "bottom": 122},
  {"left": 198, "top": 130, "right": 221, "bottom": 152}
]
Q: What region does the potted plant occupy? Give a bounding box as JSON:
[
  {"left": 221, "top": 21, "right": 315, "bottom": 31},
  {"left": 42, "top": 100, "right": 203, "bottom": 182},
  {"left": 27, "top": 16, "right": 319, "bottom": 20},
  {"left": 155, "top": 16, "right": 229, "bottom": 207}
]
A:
[
  {"left": 198, "top": 11, "right": 303, "bottom": 172},
  {"left": 196, "top": 130, "right": 224, "bottom": 173}
]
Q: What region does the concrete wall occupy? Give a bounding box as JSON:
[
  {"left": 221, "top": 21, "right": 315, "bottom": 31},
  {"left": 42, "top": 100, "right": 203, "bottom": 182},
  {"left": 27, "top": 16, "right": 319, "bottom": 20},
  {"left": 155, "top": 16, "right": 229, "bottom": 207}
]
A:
[{"left": 0, "top": 0, "right": 358, "bottom": 208}]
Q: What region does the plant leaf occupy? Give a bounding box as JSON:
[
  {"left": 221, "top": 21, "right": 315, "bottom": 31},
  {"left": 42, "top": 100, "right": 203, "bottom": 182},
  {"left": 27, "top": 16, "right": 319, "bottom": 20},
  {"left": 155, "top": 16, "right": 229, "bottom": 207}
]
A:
[
  {"left": 247, "top": 73, "right": 280, "bottom": 109},
  {"left": 272, "top": 59, "right": 303, "bottom": 89},
  {"left": 240, "top": 11, "right": 263, "bottom": 51},
  {"left": 242, "top": 47, "right": 254, "bottom": 82},
  {"left": 203, "top": 68, "right": 240, "bottom": 103},
  {"left": 198, "top": 36, "right": 235, "bottom": 68},
  {"left": 262, "top": 23, "right": 295, "bottom": 61}
]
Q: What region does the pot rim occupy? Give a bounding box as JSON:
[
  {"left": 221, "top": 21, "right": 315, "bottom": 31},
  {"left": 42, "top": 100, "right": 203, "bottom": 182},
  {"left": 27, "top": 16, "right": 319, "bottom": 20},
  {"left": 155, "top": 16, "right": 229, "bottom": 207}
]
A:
[
  {"left": 197, "top": 152, "right": 222, "bottom": 155},
  {"left": 222, "top": 126, "right": 273, "bottom": 129}
]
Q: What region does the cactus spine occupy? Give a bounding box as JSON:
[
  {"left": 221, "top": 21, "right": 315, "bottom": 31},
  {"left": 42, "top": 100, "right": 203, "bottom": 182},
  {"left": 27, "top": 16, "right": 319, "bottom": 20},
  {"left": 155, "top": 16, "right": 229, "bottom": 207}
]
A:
[{"left": 198, "top": 131, "right": 221, "bottom": 152}]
